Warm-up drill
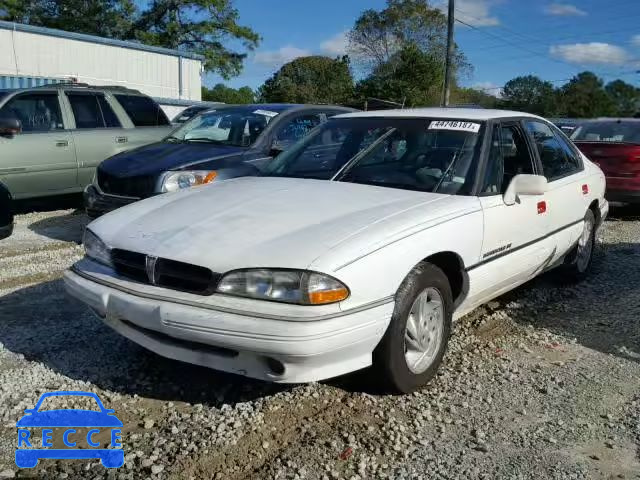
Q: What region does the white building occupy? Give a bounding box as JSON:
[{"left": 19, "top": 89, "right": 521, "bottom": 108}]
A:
[{"left": 0, "top": 21, "right": 203, "bottom": 116}]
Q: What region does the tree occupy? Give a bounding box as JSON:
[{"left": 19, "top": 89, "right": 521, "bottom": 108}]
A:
[
  {"left": 451, "top": 87, "right": 499, "bottom": 109},
  {"left": 258, "top": 56, "right": 354, "bottom": 104},
  {"left": 202, "top": 84, "right": 255, "bottom": 104},
  {"left": 0, "top": 0, "right": 136, "bottom": 39},
  {"left": 0, "top": 0, "right": 260, "bottom": 78},
  {"left": 355, "top": 44, "right": 443, "bottom": 107},
  {"left": 501, "top": 75, "right": 557, "bottom": 116},
  {"left": 129, "top": 0, "right": 260, "bottom": 78},
  {"left": 605, "top": 80, "right": 640, "bottom": 117},
  {"left": 559, "top": 72, "right": 615, "bottom": 118}
]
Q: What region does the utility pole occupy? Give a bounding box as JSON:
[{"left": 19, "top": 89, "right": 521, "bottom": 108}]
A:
[{"left": 442, "top": 0, "right": 455, "bottom": 107}]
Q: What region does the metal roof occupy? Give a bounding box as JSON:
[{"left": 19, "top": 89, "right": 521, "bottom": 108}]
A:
[{"left": 0, "top": 21, "right": 204, "bottom": 61}]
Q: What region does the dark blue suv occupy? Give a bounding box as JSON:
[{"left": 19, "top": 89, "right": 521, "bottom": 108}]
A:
[{"left": 85, "top": 103, "right": 353, "bottom": 217}]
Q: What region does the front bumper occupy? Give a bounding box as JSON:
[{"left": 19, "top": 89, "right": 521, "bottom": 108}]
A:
[
  {"left": 83, "top": 185, "right": 139, "bottom": 219},
  {"left": 64, "top": 268, "right": 393, "bottom": 383}
]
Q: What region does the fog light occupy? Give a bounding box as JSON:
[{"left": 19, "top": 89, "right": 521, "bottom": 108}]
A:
[{"left": 265, "top": 357, "right": 285, "bottom": 376}]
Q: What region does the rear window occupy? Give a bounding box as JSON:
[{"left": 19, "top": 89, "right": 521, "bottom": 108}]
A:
[
  {"left": 571, "top": 121, "right": 640, "bottom": 144},
  {"left": 0, "top": 91, "right": 8, "bottom": 102},
  {"left": 114, "top": 94, "right": 169, "bottom": 127}
]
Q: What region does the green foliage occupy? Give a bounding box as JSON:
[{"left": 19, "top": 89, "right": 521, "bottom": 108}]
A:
[
  {"left": 130, "top": 0, "right": 260, "bottom": 78},
  {"left": 202, "top": 84, "right": 255, "bottom": 104},
  {"left": 558, "top": 72, "right": 616, "bottom": 118},
  {"left": 258, "top": 56, "right": 354, "bottom": 104},
  {"left": 0, "top": 0, "right": 136, "bottom": 38},
  {"left": 605, "top": 80, "right": 640, "bottom": 117},
  {"left": 451, "top": 87, "right": 499, "bottom": 109},
  {"left": 0, "top": 0, "right": 260, "bottom": 77},
  {"left": 501, "top": 75, "right": 557, "bottom": 116},
  {"left": 347, "top": 0, "right": 470, "bottom": 107},
  {"left": 355, "top": 44, "right": 443, "bottom": 107}
]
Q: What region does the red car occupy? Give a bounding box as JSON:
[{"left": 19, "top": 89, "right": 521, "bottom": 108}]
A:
[{"left": 572, "top": 119, "right": 640, "bottom": 204}]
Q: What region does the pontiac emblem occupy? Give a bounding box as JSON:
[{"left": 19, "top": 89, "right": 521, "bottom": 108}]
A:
[{"left": 145, "top": 255, "right": 160, "bottom": 285}]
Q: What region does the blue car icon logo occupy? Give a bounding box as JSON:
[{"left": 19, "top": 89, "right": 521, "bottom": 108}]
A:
[{"left": 16, "top": 391, "right": 124, "bottom": 468}]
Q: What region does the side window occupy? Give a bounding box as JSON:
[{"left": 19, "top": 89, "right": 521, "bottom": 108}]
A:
[
  {"left": 67, "top": 93, "right": 121, "bottom": 129},
  {"left": 0, "top": 93, "right": 64, "bottom": 132},
  {"left": 524, "top": 120, "right": 581, "bottom": 181},
  {"left": 113, "top": 94, "right": 169, "bottom": 127},
  {"left": 482, "top": 123, "right": 535, "bottom": 194},
  {"left": 274, "top": 114, "right": 323, "bottom": 146}
]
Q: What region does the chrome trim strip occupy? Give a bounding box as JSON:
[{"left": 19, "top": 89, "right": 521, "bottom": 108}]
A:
[{"left": 70, "top": 266, "right": 394, "bottom": 322}]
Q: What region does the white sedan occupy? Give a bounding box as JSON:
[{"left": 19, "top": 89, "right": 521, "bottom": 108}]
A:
[{"left": 64, "top": 108, "right": 608, "bottom": 393}]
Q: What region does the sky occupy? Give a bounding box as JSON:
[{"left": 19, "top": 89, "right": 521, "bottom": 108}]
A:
[{"left": 205, "top": 0, "right": 640, "bottom": 95}]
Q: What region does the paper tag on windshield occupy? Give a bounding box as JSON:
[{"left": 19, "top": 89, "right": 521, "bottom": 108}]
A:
[
  {"left": 428, "top": 120, "right": 480, "bottom": 133},
  {"left": 253, "top": 109, "right": 278, "bottom": 117}
]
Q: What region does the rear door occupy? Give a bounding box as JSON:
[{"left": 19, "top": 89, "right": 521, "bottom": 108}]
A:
[
  {"left": 0, "top": 91, "right": 77, "bottom": 198},
  {"left": 112, "top": 93, "right": 173, "bottom": 148},
  {"left": 64, "top": 90, "right": 128, "bottom": 188},
  {"left": 523, "top": 119, "right": 586, "bottom": 259}
]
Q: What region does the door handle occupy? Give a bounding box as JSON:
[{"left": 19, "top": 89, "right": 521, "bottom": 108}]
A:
[
  {"left": 116, "top": 136, "right": 128, "bottom": 144},
  {"left": 55, "top": 140, "right": 69, "bottom": 147}
]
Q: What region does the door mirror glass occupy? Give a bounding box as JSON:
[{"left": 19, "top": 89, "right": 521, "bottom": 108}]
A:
[
  {"left": 0, "top": 115, "right": 21, "bottom": 138},
  {"left": 503, "top": 174, "right": 547, "bottom": 206}
]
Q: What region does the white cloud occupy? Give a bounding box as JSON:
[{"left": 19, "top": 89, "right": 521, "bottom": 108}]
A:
[
  {"left": 632, "top": 34, "right": 640, "bottom": 47},
  {"left": 549, "top": 42, "right": 629, "bottom": 65},
  {"left": 253, "top": 46, "right": 312, "bottom": 67},
  {"left": 544, "top": 3, "right": 587, "bottom": 16},
  {"left": 320, "top": 31, "right": 348, "bottom": 56},
  {"left": 454, "top": 0, "right": 500, "bottom": 27}
]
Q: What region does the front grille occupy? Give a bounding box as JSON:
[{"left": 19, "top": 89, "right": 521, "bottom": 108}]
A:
[
  {"left": 97, "top": 168, "right": 157, "bottom": 198},
  {"left": 111, "top": 249, "right": 220, "bottom": 295}
]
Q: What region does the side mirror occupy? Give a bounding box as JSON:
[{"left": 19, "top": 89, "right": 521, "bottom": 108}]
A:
[
  {"left": 503, "top": 174, "right": 547, "bottom": 206},
  {"left": 269, "top": 140, "right": 286, "bottom": 157},
  {"left": 0, "top": 115, "right": 21, "bottom": 138}
]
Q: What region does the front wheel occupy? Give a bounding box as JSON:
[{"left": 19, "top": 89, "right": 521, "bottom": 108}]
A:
[
  {"left": 373, "top": 262, "right": 452, "bottom": 393},
  {"left": 559, "top": 209, "right": 596, "bottom": 282}
]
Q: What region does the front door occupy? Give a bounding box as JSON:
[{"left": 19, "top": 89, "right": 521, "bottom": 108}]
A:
[
  {"left": 467, "top": 121, "right": 553, "bottom": 305},
  {"left": 523, "top": 120, "right": 588, "bottom": 259},
  {"left": 0, "top": 92, "right": 77, "bottom": 199}
]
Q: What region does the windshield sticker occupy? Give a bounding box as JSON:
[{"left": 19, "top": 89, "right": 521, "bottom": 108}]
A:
[
  {"left": 428, "top": 120, "right": 481, "bottom": 133},
  {"left": 253, "top": 109, "right": 279, "bottom": 117}
]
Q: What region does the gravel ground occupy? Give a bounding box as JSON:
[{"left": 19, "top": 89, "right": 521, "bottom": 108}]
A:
[{"left": 0, "top": 207, "right": 638, "bottom": 480}]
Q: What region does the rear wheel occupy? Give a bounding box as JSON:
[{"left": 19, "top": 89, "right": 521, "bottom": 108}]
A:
[
  {"left": 559, "top": 209, "right": 596, "bottom": 282},
  {"left": 373, "top": 262, "right": 452, "bottom": 393}
]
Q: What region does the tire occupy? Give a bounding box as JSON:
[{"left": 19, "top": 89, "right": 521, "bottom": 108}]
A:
[
  {"left": 558, "top": 209, "right": 597, "bottom": 283},
  {"left": 373, "top": 262, "right": 453, "bottom": 393}
]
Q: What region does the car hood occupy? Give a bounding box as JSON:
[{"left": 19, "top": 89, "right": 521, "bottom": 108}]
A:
[
  {"left": 99, "top": 142, "right": 247, "bottom": 177},
  {"left": 16, "top": 410, "right": 123, "bottom": 427},
  {"left": 90, "top": 177, "right": 477, "bottom": 273}
]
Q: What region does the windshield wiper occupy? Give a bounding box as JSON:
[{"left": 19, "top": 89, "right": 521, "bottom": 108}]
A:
[
  {"left": 165, "top": 136, "right": 183, "bottom": 143},
  {"left": 183, "top": 137, "right": 226, "bottom": 144},
  {"left": 433, "top": 151, "right": 460, "bottom": 193}
]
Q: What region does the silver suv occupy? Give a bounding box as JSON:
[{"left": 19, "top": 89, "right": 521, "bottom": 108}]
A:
[{"left": 0, "top": 84, "right": 173, "bottom": 200}]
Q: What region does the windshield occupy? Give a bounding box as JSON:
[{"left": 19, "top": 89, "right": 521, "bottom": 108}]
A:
[
  {"left": 168, "top": 107, "right": 281, "bottom": 147},
  {"left": 263, "top": 117, "right": 484, "bottom": 195},
  {"left": 571, "top": 121, "right": 640, "bottom": 144}
]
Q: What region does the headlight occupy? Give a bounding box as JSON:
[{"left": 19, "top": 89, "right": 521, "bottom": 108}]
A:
[
  {"left": 83, "top": 229, "right": 112, "bottom": 267},
  {"left": 216, "top": 269, "right": 349, "bottom": 305},
  {"left": 160, "top": 170, "right": 218, "bottom": 193}
]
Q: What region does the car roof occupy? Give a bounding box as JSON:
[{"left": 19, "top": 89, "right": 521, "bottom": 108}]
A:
[
  {"left": 580, "top": 117, "right": 640, "bottom": 122},
  {"left": 206, "top": 104, "right": 354, "bottom": 113},
  {"left": 335, "top": 107, "right": 545, "bottom": 121}
]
